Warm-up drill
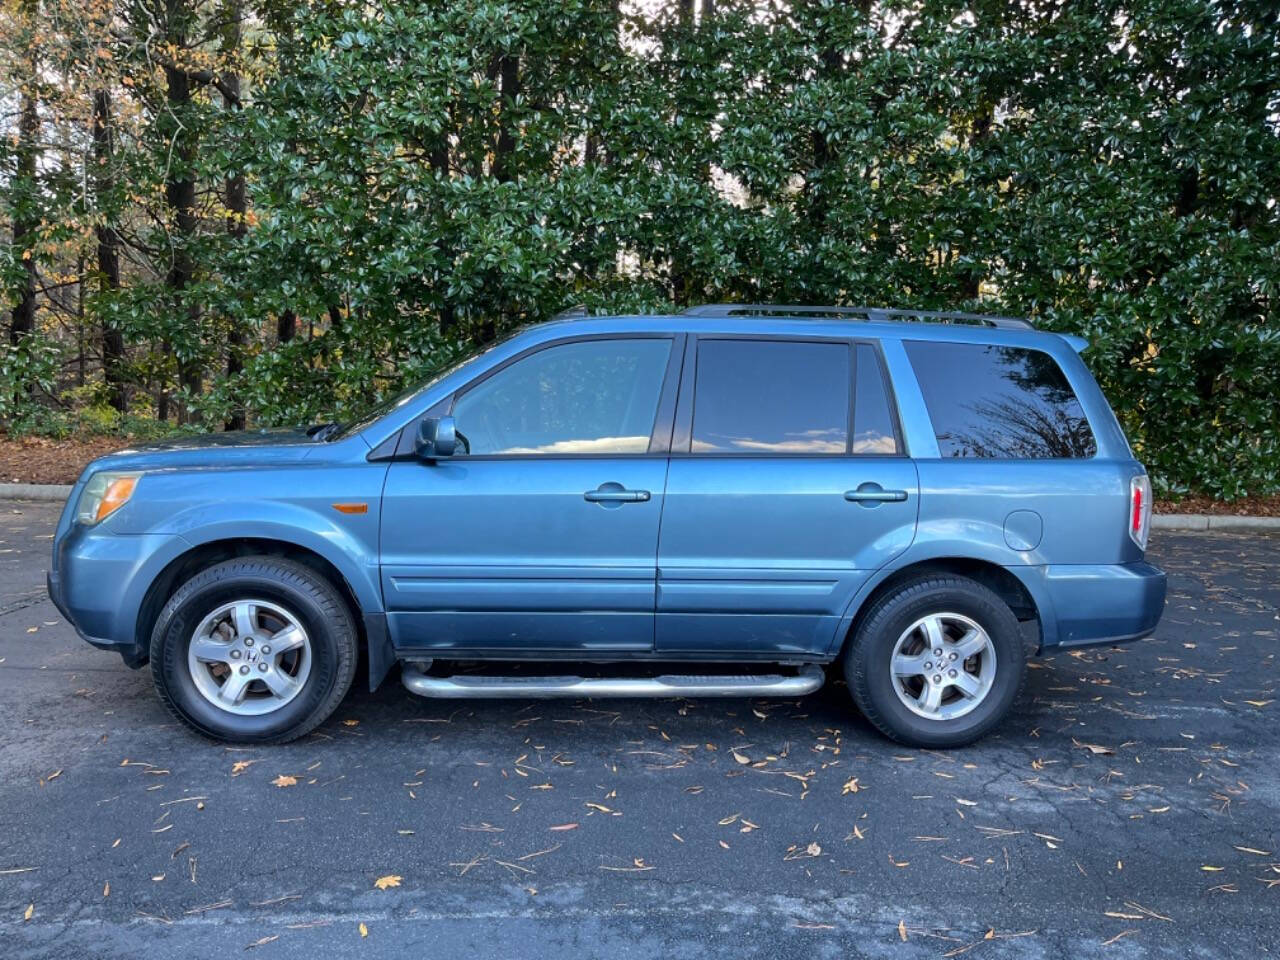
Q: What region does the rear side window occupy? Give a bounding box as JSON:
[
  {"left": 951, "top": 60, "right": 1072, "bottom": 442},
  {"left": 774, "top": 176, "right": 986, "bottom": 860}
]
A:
[
  {"left": 904, "top": 341, "right": 1096, "bottom": 459},
  {"left": 692, "top": 340, "right": 849, "bottom": 453},
  {"left": 853, "top": 344, "right": 900, "bottom": 455}
]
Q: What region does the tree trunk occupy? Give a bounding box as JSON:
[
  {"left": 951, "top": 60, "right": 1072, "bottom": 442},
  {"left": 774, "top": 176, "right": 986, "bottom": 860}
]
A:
[
  {"left": 277, "top": 309, "right": 296, "bottom": 344},
  {"left": 222, "top": 0, "right": 247, "bottom": 431},
  {"left": 807, "top": 0, "right": 867, "bottom": 235},
  {"left": 430, "top": 127, "right": 456, "bottom": 334},
  {"left": 492, "top": 55, "right": 521, "bottom": 184},
  {"left": 10, "top": 91, "right": 39, "bottom": 357},
  {"left": 486, "top": 52, "right": 521, "bottom": 340},
  {"left": 93, "top": 88, "right": 127, "bottom": 413},
  {"left": 164, "top": 0, "right": 202, "bottom": 425}
]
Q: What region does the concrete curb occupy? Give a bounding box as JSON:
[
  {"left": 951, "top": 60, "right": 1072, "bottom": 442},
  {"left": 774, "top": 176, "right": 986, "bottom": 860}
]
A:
[
  {"left": 1, "top": 483, "right": 1277, "bottom": 531},
  {"left": 0, "top": 483, "right": 72, "bottom": 502},
  {"left": 1152, "top": 513, "right": 1280, "bottom": 532}
]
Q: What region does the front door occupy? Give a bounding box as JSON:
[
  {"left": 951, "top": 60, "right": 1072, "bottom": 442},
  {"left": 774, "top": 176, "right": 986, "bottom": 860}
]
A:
[
  {"left": 656, "top": 338, "right": 919, "bottom": 657},
  {"left": 381, "top": 335, "right": 681, "bottom": 655}
]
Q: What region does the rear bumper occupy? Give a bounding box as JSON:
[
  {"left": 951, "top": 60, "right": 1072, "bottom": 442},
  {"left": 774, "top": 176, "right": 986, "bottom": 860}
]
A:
[{"left": 1038, "top": 560, "right": 1167, "bottom": 649}]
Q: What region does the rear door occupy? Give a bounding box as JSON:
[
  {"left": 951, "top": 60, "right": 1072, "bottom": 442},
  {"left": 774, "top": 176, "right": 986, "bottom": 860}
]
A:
[{"left": 655, "top": 337, "right": 918, "bottom": 657}]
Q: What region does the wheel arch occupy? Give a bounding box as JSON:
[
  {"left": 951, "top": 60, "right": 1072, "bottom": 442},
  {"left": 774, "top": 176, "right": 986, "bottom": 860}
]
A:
[
  {"left": 133, "top": 537, "right": 393, "bottom": 689},
  {"left": 835, "top": 557, "right": 1047, "bottom": 659}
]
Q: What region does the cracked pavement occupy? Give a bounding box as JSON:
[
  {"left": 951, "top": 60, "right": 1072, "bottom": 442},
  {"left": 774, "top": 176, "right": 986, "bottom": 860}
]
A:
[{"left": 1, "top": 499, "right": 1277, "bottom": 959}]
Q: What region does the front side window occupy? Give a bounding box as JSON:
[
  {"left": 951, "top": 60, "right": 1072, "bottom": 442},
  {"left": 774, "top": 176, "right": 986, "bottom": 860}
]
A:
[
  {"left": 452, "top": 338, "right": 672, "bottom": 455},
  {"left": 692, "top": 339, "right": 850, "bottom": 454},
  {"left": 904, "top": 341, "right": 1097, "bottom": 459}
]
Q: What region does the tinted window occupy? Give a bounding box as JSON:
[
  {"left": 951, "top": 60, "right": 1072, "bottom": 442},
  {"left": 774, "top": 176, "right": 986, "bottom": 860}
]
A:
[
  {"left": 452, "top": 338, "right": 671, "bottom": 455},
  {"left": 692, "top": 340, "right": 849, "bottom": 454},
  {"left": 853, "top": 344, "right": 899, "bottom": 455},
  {"left": 905, "top": 341, "right": 1096, "bottom": 458}
]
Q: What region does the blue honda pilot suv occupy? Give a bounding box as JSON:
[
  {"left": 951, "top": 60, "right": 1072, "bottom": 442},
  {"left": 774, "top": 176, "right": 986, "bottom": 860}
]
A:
[{"left": 47, "top": 304, "right": 1166, "bottom": 747}]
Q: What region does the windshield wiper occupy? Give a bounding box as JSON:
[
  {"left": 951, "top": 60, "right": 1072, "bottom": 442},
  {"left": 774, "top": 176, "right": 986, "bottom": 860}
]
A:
[{"left": 307, "top": 422, "right": 341, "bottom": 441}]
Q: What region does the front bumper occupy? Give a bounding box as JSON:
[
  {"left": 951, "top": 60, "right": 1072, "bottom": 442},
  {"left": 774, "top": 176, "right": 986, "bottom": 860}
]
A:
[
  {"left": 46, "top": 567, "right": 147, "bottom": 666},
  {"left": 1040, "top": 560, "right": 1167, "bottom": 649},
  {"left": 50, "top": 523, "right": 188, "bottom": 668}
]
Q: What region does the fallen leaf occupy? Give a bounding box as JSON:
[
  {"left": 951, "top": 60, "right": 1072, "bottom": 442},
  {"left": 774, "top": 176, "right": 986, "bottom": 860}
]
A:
[
  {"left": 1201, "top": 865, "right": 1224, "bottom": 872},
  {"left": 842, "top": 777, "right": 861, "bottom": 795},
  {"left": 246, "top": 936, "right": 279, "bottom": 950},
  {"left": 231, "top": 760, "right": 260, "bottom": 776},
  {"left": 373, "top": 875, "right": 402, "bottom": 890},
  {"left": 898, "top": 919, "right": 908, "bottom": 941},
  {"left": 1072, "top": 739, "right": 1115, "bottom": 756},
  {"left": 24, "top": 903, "right": 33, "bottom": 921},
  {"left": 103, "top": 882, "right": 109, "bottom": 897},
  {"left": 806, "top": 842, "right": 821, "bottom": 857},
  {"left": 359, "top": 922, "right": 368, "bottom": 938},
  {"left": 732, "top": 751, "right": 750, "bottom": 765},
  {"left": 549, "top": 823, "right": 578, "bottom": 832},
  {"left": 272, "top": 774, "right": 298, "bottom": 788}
]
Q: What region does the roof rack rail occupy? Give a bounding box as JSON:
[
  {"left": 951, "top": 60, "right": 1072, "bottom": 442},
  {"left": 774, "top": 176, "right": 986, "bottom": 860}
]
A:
[{"left": 681, "top": 303, "right": 1035, "bottom": 331}]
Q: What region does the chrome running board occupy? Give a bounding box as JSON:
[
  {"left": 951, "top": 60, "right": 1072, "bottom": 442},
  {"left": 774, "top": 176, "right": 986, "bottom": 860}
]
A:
[{"left": 400, "top": 664, "right": 825, "bottom": 700}]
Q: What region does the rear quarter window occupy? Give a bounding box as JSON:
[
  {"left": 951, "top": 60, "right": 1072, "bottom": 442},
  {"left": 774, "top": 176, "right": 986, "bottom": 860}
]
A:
[{"left": 904, "top": 341, "right": 1097, "bottom": 459}]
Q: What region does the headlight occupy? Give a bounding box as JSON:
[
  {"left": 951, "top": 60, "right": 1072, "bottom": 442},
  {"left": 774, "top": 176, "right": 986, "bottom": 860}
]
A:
[{"left": 76, "top": 471, "right": 141, "bottom": 525}]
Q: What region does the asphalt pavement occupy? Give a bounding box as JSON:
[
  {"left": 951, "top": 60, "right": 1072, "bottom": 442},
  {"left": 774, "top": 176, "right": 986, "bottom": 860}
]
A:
[{"left": 1, "top": 499, "right": 1277, "bottom": 959}]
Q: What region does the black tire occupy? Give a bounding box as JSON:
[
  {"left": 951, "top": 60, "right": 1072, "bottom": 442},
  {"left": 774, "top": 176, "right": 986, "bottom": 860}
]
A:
[
  {"left": 150, "top": 556, "right": 358, "bottom": 744},
  {"left": 843, "top": 575, "right": 1026, "bottom": 748}
]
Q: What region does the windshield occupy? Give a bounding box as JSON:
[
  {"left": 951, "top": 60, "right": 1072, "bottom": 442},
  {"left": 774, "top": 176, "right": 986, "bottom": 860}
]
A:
[{"left": 326, "top": 333, "right": 517, "bottom": 441}]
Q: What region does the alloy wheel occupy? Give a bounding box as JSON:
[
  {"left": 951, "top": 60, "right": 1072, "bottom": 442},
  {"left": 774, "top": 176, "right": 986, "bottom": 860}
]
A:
[
  {"left": 888, "top": 612, "right": 997, "bottom": 721},
  {"left": 186, "top": 599, "right": 312, "bottom": 716}
]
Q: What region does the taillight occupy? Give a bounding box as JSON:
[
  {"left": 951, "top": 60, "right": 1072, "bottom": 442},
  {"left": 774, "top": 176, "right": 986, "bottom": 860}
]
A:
[{"left": 1129, "top": 474, "right": 1151, "bottom": 550}]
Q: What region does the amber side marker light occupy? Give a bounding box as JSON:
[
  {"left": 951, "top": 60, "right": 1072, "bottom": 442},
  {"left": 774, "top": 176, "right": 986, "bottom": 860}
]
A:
[
  {"left": 95, "top": 476, "right": 138, "bottom": 523},
  {"left": 332, "top": 502, "right": 368, "bottom": 515}
]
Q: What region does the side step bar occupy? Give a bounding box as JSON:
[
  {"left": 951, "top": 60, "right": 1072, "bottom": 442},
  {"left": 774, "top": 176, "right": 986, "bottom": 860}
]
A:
[{"left": 400, "top": 664, "right": 825, "bottom": 700}]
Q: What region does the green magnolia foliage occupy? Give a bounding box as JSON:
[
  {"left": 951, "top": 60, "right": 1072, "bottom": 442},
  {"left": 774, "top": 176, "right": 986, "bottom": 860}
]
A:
[
  {"left": 4, "top": 0, "right": 1278, "bottom": 498},
  {"left": 0, "top": 333, "right": 61, "bottom": 422}
]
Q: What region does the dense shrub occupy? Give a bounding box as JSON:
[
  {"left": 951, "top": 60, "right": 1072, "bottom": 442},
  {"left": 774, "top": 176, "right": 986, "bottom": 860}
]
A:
[{"left": 2, "top": 0, "right": 1277, "bottom": 497}]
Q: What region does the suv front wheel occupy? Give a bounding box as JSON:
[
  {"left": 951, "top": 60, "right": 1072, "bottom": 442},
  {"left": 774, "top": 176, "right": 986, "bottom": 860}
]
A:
[
  {"left": 150, "top": 556, "right": 358, "bottom": 743},
  {"left": 843, "top": 575, "right": 1027, "bottom": 748}
]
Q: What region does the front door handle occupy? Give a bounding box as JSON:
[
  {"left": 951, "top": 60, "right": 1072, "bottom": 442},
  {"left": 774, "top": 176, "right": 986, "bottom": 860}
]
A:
[
  {"left": 844, "top": 486, "right": 908, "bottom": 503},
  {"left": 585, "top": 485, "right": 651, "bottom": 504}
]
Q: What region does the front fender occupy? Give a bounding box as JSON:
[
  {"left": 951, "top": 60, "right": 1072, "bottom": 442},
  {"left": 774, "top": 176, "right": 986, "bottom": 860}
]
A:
[{"left": 153, "top": 501, "right": 383, "bottom": 618}]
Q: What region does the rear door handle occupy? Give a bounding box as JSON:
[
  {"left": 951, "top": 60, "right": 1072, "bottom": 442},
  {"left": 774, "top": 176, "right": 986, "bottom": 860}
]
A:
[
  {"left": 844, "top": 487, "right": 908, "bottom": 503},
  {"left": 585, "top": 488, "right": 651, "bottom": 503}
]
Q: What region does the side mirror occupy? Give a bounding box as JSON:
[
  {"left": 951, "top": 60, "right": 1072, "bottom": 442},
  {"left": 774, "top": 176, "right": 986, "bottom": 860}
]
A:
[{"left": 415, "top": 416, "right": 458, "bottom": 460}]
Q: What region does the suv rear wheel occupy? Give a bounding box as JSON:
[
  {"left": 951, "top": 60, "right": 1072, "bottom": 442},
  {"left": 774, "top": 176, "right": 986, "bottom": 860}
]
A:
[
  {"left": 150, "top": 556, "right": 358, "bottom": 744},
  {"left": 843, "top": 575, "right": 1026, "bottom": 748}
]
